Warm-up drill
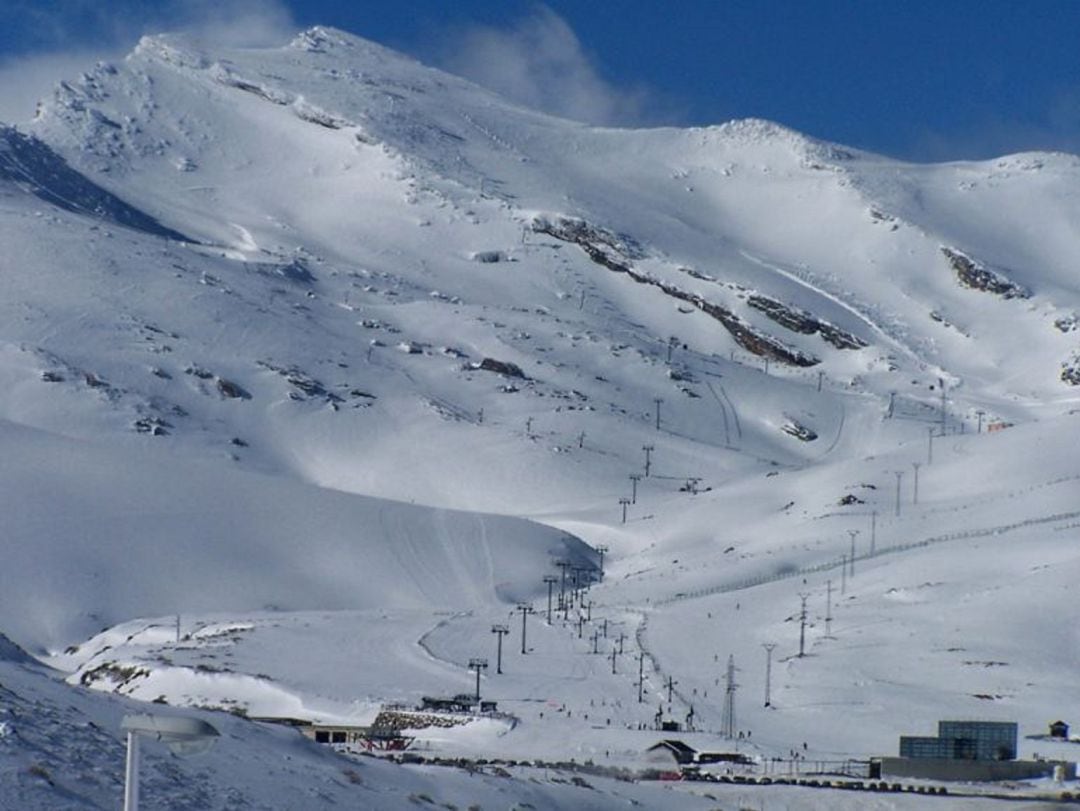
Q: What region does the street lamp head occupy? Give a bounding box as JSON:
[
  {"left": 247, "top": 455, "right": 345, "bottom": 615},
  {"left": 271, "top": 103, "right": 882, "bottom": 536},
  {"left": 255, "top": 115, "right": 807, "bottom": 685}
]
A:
[{"left": 121, "top": 713, "right": 219, "bottom": 757}]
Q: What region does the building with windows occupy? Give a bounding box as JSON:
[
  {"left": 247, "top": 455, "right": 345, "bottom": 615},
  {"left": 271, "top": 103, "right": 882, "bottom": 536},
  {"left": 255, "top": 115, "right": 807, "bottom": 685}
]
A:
[
  {"left": 899, "top": 720, "right": 1017, "bottom": 761},
  {"left": 884, "top": 719, "right": 1074, "bottom": 782}
]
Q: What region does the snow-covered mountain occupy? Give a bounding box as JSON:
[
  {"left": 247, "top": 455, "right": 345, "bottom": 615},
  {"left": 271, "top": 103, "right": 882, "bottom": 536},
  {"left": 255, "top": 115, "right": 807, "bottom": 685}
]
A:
[{"left": 3, "top": 25, "right": 1080, "bottom": 809}]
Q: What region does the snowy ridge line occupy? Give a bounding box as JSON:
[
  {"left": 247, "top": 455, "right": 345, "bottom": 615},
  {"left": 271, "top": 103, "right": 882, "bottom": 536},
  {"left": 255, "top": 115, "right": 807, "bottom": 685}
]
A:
[{"left": 650, "top": 508, "right": 1080, "bottom": 607}]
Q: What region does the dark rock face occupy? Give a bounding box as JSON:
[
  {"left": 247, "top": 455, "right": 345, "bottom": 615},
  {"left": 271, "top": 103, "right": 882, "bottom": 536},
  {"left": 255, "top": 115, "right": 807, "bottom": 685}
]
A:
[
  {"left": 747, "top": 295, "right": 867, "bottom": 350},
  {"left": 534, "top": 217, "right": 821, "bottom": 368},
  {"left": 781, "top": 421, "right": 818, "bottom": 441},
  {"left": 216, "top": 377, "right": 251, "bottom": 400},
  {"left": 475, "top": 358, "right": 528, "bottom": 379},
  {"left": 1061, "top": 358, "right": 1080, "bottom": 386},
  {"left": 941, "top": 247, "right": 1029, "bottom": 299}
]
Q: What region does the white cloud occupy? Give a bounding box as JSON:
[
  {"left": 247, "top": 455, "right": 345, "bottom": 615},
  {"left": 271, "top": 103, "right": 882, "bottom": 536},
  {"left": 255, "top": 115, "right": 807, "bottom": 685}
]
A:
[
  {"left": 0, "top": 51, "right": 111, "bottom": 124},
  {"left": 436, "top": 5, "right": 653, "bottom": 127},
  {"left": 0, "top": 0, "right": 296, "bottom": 124}
]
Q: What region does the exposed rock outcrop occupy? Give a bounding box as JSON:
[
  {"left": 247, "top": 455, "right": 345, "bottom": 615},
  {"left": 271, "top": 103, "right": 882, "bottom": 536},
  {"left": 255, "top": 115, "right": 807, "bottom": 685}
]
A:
[{"left": 941, "top": 247, "right": 1029, "bottom": 299}]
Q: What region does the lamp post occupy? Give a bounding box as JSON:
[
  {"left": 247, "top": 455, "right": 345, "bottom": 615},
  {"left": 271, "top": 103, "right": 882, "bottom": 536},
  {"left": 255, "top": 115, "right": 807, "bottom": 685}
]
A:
[{"left": 121, "top": 714, "right": 219, "bottom": 811}]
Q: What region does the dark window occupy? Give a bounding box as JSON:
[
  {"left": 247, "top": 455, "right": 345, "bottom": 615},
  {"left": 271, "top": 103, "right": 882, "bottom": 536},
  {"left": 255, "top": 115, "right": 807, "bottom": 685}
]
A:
[{"left": 314, "top": 730, "right": 330, "bottom": 743}]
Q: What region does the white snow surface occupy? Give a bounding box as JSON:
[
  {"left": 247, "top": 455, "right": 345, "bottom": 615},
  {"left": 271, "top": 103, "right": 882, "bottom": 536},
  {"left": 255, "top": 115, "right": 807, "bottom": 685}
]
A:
[{"left": 1, "top": 24, "right": 1080, "bottom": 810}]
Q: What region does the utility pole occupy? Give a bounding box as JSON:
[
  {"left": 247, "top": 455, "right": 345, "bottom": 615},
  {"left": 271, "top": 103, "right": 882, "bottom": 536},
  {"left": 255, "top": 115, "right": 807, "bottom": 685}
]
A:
[
  {"left": 637, "top": 652, "right": 645, "bottom": 703},
  {"left": 555, "top": 559, "right": 570, "bottom": 615},
  {"left": 762, "top": 643, "right": 777, "bottom": 707},
  {"left": 578, "top": 430, "right": 585, "bottom": 448},
  {"left": 894, "top": 470, "right": 904, "bottom": 517},
  {"left": 665, "top": 675, "right": 677, "bottom": 704},
  {"left": 610, "top": 646, "right": 618, "bottom": 674},
  {"left": 516, "top": 604, "right": 534, "bottom": 654},
  {"left": 976, "top": 409, "right": 985, "bottom": 434},
  {"left": 595, "top": 545, "right": 608, "bottom": 581},
  {"left": 577, "top": 612, "right": 584, "bottom": 638},
  {"left": 939, "top": 377, "right": 947, "bottom": 431},
  {"left": 629, "top": 474, "right": 641, "bottom": 504},
  {"left": 642, "top": 444, "right": 654, "bottom": 477},
  {"left": 618, "top": 632, "right": 626, "bottom": 654},
  {"left": 619, "top": 497, "right": 630, "bottom": 523},
  {"left": 887, "top": 390, "right": 896, "bottom": 418},
  {"left": 912, "top": 462, "right": 921, "bottom": 505},
  {"left": 586, "top": 599, "right": 593, "bottom": 623},
  {"left": 825, "top": 580, "right": 834, "bottom": 638},
  {"left": 468, "top": 658, "right": 488, "bottom": 702},
  {"left": 543, "top": 575, "right": 558, "bottom": 624},
  {"left": 591, "top": 628, "right": 601, "bottom": 654},
  {"left": 847, "top": 530, "right": 859, "bottom": 578},
  {"left": 491, "top": 625, "right": 509, "bottom": 674},
  {"left": 721, "top": 655, "right": 737, "bottom": 739},
  {"left": 654, "top": 398, "right": 663, "bottom": 430},
  {"left": 798, "top": 593, "right": 810, "bottom": 658}
]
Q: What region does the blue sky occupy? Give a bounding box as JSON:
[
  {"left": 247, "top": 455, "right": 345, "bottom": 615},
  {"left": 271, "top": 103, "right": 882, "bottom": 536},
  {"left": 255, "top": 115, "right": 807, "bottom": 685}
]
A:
[{"left": 2, "top": 0, "right": 1078, "bottom": 161}]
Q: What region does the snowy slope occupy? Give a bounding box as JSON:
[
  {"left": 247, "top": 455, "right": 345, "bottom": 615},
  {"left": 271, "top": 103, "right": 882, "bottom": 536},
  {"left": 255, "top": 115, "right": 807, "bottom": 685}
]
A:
[{"left": 2, "top": 24, "right": 1080, "bottom": 810}]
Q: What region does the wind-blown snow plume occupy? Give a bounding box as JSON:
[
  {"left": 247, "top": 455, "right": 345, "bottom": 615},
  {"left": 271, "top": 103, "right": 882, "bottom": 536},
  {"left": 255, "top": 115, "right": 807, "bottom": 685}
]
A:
[{"left": 438, "top": 5, "right": 651, "bottom": 126}]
